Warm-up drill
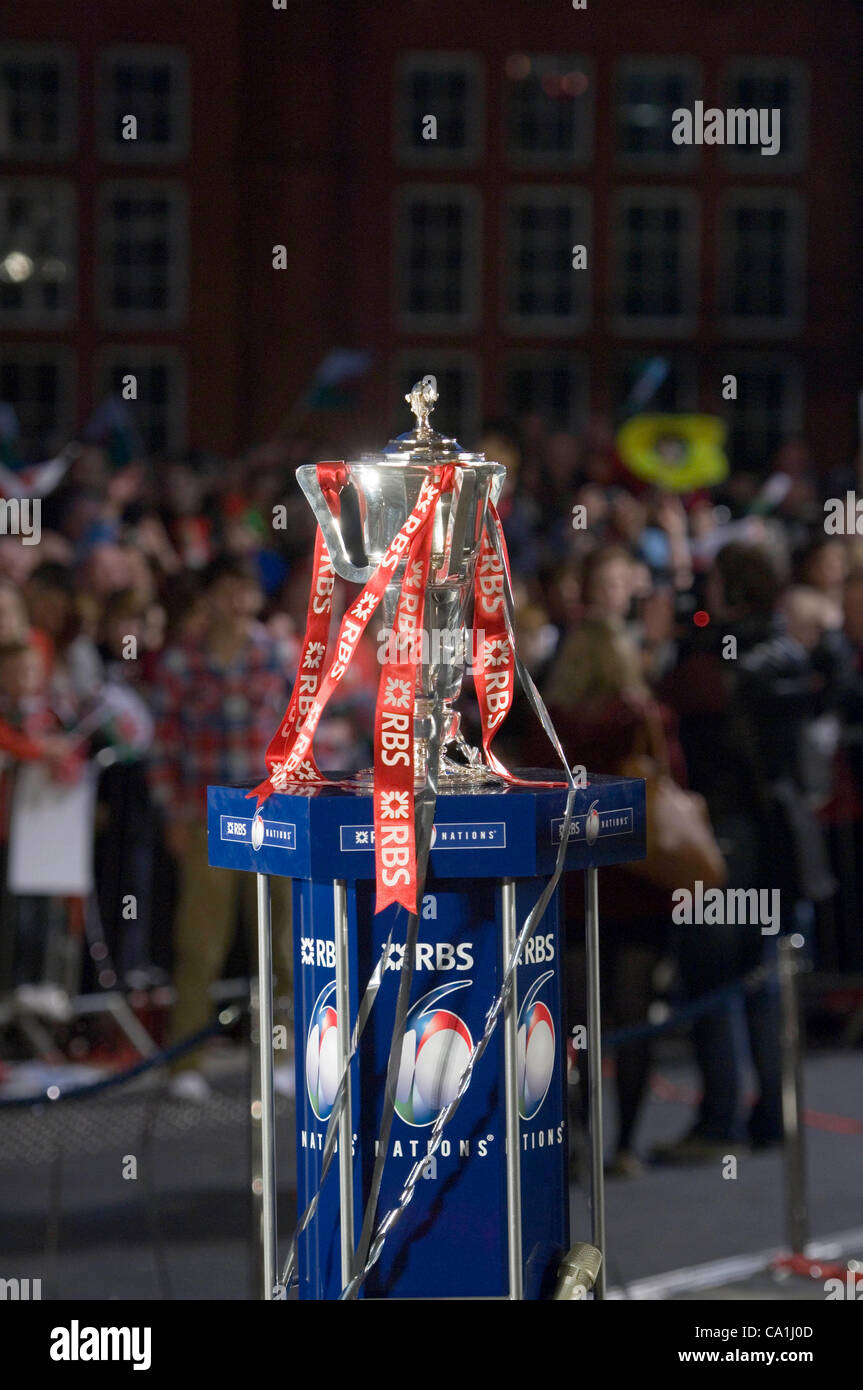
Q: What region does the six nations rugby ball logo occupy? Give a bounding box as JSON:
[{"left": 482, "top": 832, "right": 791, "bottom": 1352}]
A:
[
  {"left": 517, "top": 971, "right": 556, "bottom": 1120},
  {"left": 305, "top": 981, "right": 339, "bottom": 1122},
  {"left": 395, "top": 982, "right": 473, "bottom": 1127}
]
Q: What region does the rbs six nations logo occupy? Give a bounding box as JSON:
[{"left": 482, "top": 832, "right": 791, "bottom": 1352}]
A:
[
  {"left": 305, "top": 981, "right": 339, "bottom": 1122},
  {"left": 517, "top": 971, "right": 556, "bottom": 1121},
  {"left": 395, "top": 982, "right": 474, "bottom": 1127}
]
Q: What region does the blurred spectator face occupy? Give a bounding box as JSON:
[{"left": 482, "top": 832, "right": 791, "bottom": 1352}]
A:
[
  {"left": 26, "top": 573, "right": 73, "bottom": 639},
  {"left": 164, "top": 463, "right": 204, "bottom": 516},
  {"left": 0, "top": 583, "right": 29, "bottom": 643},
  {"left": 843, "top": 576, "right": 863, "bottom": 646},
  {"left": 0, "top": 537, "right": 40, "bottom": 585},
  {"left": 573, "top": 483, "right": 609, "bottom": 530},
  {"left": 583, "top": 552, "right": 636, "bottom": 622},
  {"left": 780, "top": 586, "right": 828, "bottom": 651},
  {"left": 207, "top": 574, "right": 262, "bottom": 628},
  {"left": 803, "top": 539, "right": 847, "bottom": 595},
  {"left": 0, "top": 645, "right": 45, "bottom": 704},
  {"left": 609, "top": 491, "right": 647, "bottom": 543},
  {"left": 82, "top": 544, "right": 134, "bottom": 598}
]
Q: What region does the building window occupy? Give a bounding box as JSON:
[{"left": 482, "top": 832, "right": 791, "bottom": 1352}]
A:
[
  {"left": 721, "top": 59, "right": 808, "bottom": 173},
  {"left": 96, "top": 349, "right": 187, "bottom": 456},
  {"left": 506, "top": 54, "right": 594, "bottom": 168},
  {"left": 394, "top": 52, "right": 483, "bottom": 167},
  {"left": 0, "top": 346, "right": 75, "bottom": 457},
  {"left": 719, "top": 353, "right": 803, "bottom": 470},
  {"left": 393, "top": 352, "right": 479, "bottom": 447},
  {"left": 610, "top": 188, "right": 699, "bottom": 336},
  {"left": 98, "top": 46, "right": 189, "bottom": 161},
  {"left": 0, "top": 44, "right": 77, "bottom": 160},
  {"left": 0, "top": 179, "right": 76, "bottom": 327},
  {"left": 504, "top": 188, "right": 591, "bottom": 334},
  {"left": 395, "top": 186, "right": 480, "bottom": 332},
  {"left": 504, "top": 353, "right": 588, "bottom": 431},
  {"left": 615, "top": 56, "right": 701, "bottom": 170},
  {"left": 97, "top": 180, "right": 187, "bottom": 328},
  {"left": 718, "top": 190, "right": 805, "bottom": 336},
  {"left": 610, "top": 352, "right": 698, "bottom": 416}
]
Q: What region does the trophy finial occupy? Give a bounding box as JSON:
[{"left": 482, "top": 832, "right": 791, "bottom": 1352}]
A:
[{"left": 406, "top": 374, "right": 438, "bottom": 435}]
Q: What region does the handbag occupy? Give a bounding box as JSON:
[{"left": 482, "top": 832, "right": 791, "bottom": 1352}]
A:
[{"left": 618, "top": 700, "right": 727, "bottom": 894}]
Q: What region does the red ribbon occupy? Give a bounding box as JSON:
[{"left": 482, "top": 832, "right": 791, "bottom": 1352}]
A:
[{"left": 250, "top": 463, "right": 454, "bottom": 915}]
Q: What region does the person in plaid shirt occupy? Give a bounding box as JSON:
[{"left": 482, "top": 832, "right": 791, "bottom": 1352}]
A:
[{"left": 149, "top": 555, "right": 294, "bottom": 1098}]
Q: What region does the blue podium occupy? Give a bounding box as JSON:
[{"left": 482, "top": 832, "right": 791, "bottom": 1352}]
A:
[{"left": 207, "top": 773, "right": 646, "bottom": 1301}]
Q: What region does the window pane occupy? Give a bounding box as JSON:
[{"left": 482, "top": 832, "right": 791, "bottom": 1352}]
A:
[
  {"left": 506, "top": 54, "right": 594, "bottom": 168},
  {"left": 0, "top": 179, "right": 76, "bottom": 327},
  {"left": 97, "top": 348, "right": 187, "bottom": 455},
  {"left": 721, "top": 60, "right": 808, "bottom": 172},
  {"left": 0, "top": 45, "right": 77, "bottom": 159},
  {"left": 615, "top": 57, "right": 700, "bottom": 168},
  {"left": 395, "top": 52, "right": 483, "bottom": 166},
  {"left": 504, "top": 353, "right": 588, "bottom": 431},
  {"left": 611, "top": 189, "right": 698, "bottom": 334},
  {"left": 0, "top": 347, "right": 75, "bottom": 455},
  {"left": 395, "top": 186, "right": 480, "bottom": 330},
  {"left": 504, "top": 189, "right": 591, "bottom": 333},
  {"left": 720, "top": 354, "right": 803, "bottom": 469},
  {"left": 98, "top": 181, "right": 187, "bottom": 327},
  {"left": 99, "top": 46, "right": 189, "bottom": 160},
  {"left": 718, "top": 191, "right": 805, "bottom": 334}
]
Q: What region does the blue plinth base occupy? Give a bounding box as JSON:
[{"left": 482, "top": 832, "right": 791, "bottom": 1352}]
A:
[{"left": 207, "top": 774, "right": 646, "bottom": 1300}]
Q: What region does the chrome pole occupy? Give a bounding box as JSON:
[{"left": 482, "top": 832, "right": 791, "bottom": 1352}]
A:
[
  {"left": 333, "top": 878, "right": 355, "bottom": 1288},
  {"left": 501, "top": 878, "right": 523, "bottom": 1300},
  {"left": 584, "top": 867, "right": 606, "bottom": 1300},
  {"left": 256, "top": 872, "right": 278, "bottom": 1298},
  {"left": 778, "top": 936, "right": 808, "bottom": 1256}
]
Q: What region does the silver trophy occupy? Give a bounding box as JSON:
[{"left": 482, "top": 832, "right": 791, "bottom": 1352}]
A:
[{"left": 297, "top": 376, "right": 505, "bottom": 787}]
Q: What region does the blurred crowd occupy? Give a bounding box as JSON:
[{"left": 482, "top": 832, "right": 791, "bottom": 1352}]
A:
[{"left": 1, "top": 405, "right": 863, "bottom": 1146}]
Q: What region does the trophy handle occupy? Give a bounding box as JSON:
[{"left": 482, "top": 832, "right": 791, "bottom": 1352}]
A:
[{"left": 296, "top": 464, "right": 376, "bottom": 583}]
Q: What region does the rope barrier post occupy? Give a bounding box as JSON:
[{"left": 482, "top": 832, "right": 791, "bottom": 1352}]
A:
[
  {"left": 333, "top": 878, "right": 355, "bottom": 1289},
  {"left": 778, "top": 935, "right": 808, "bottom": 1258},
  {"left": 501, "top": 878, "right": 523, "bottom": 1300},
  {"left": 255, "top": 872, "right": 278, "bottom": 1299},
  {"left": 584, "top": 866, "right": 606, "bottom": 1300}
]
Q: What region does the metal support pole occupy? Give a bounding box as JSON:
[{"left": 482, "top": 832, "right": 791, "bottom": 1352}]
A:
[
  {"left": 778, "top": 936, "right": 808, "bottom": 1256},
  {"left": 501, "top": 878, "right": 523, "bottom": 1301},
  {"left": 584, "top": 867, "right": 606, "bottom": 1300},
  {"left": 333, "top": 878, "right": 355, "bottom": 1289},
  {"left": 256, "top": 872, "right": 278, "bottom": 1299}
]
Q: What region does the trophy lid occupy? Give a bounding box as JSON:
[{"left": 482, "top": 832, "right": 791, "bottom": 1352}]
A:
[{"left": 370, "top": 375, "right": 485, "bottom": 464}]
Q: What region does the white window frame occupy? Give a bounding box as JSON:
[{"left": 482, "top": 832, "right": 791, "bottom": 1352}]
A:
[
  {"left": 394, "top": 51, "right": 484, "bottom": 168},
  {"left": 0, "top": 178, "right": 76, "bottom": 329},
  {"left": 614, "top": 55, "right": 701, "bottom": 172},
  {"left": 718, "top": 352, "right": 804, "bottom": 466},
  {"left": 97, "top": 179, "right": 188, "bottom": 329},
  {"left": 0, "top": 43, "right": 78, "bottom": 161},
  {"left": 503, "top": 186, "right": 592, "bottom": 336},
  {"left": 718, "top": 188, "right": 806, "bottom": 337},
  {"left": 504, "top": 352, "right": 589, "bottom": 431},
  {"left": 98, "top": 45, "right": 189, "bottom": 162},
  {"left": 95, "top": 347, "right": 187, "bottom": 455},
  {"left": 610, "top": 187, "right": 700, "bottom": 338},
  {"left": 393, "top": 350, "right": 480, "bottom": 446},
  {"left": 506, "top": 54, "right": 595, "bottom": 170},
  {"left": 394, "top": 184, "right": 481, "bottom": 333},
  {"left": 720, "top": 58, "right": 809, "bottom": 174},
  {"left": 0, "top": 344, "right": 76, "bottom": 455}
]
